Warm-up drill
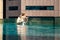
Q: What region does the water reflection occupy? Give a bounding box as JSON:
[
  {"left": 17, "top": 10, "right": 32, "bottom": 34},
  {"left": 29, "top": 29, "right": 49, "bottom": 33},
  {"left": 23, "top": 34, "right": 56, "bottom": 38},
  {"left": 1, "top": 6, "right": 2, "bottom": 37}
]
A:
[
  {"left": 17, "top": 24, "right": 27, "bottom": 40},
  {"left": 3, "top": 23, "right": 19, "bottom": 40},
  {"left": 3, "top": 17, "right": 60, "bottom": 40}
]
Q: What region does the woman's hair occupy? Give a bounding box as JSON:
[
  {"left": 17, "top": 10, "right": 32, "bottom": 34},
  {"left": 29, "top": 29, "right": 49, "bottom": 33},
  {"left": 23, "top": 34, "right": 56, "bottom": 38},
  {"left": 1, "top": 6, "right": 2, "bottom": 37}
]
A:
[
  {"left": 21, "top": 13, "right": 25, "bottom": 16},
  {"left": 19, "top": 13, "right": 26, "bottom": 18}
]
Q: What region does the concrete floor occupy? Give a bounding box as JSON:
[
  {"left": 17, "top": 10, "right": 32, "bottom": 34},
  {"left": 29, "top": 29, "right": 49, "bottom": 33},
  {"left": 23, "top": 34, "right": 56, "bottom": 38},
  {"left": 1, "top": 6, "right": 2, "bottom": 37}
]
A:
[{"left": 0, "top": 24, "right": 3, "bottom": 40}]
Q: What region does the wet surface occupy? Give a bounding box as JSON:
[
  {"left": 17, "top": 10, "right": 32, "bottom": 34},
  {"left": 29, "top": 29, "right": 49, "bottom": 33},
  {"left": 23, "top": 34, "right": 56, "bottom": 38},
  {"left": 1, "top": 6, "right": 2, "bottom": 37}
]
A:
[{"left": 3, "top": 18, "right": 60, "bottom": 40}]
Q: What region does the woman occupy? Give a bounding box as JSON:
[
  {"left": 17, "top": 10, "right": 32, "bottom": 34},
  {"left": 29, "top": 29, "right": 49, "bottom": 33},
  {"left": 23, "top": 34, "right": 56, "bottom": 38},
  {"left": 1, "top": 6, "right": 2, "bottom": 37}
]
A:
[
  {"left": 17, "top": 13, "right": 28, "bottom": 25},
  {"left": 17, "top": 13, "right": 28, "bottom": 40}
]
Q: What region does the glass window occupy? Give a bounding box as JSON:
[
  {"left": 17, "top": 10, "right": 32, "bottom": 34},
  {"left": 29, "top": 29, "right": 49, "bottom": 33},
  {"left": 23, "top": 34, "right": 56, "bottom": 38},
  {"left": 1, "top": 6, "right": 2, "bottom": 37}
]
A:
[
  {"left": 26, "top": 6, "right": 54, "bottom": 10},
  {"left": 47, "top": 6, "right": 54, "bottom": 10},
  {"left": 9, "top": 6, "right": 18, "bottom": 10}
]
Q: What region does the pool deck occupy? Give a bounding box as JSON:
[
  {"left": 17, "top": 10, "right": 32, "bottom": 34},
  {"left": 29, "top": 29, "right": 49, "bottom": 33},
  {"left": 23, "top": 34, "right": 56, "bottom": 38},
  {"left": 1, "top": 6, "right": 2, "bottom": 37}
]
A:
[
  {"left": 0, "top": 19, "right": 3, "bottom": 40},
  {"left": 0, "top": 24, "right": 3, "bottom": 40}
]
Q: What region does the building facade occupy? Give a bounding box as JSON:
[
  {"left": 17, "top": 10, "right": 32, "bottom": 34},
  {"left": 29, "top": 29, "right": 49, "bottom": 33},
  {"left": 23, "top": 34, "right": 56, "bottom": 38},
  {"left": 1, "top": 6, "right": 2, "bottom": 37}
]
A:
[
  {"left": 0, "top": 0, "right": 3, "bottom": 19},
  {"left": 21, "top": 0, "right": 59, "bottom": 17},
  {"left": 6, "top": 0, "right": 21, "bottom": 18},
  {"left": 5, "top": 0, "right": 60, "bottom": 18}
]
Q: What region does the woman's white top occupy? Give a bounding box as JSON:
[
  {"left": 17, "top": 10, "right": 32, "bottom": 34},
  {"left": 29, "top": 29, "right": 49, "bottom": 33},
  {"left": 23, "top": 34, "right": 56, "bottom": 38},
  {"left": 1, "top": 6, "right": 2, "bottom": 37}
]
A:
[{"left": 17, "top": 17, "right": 24, "bottom": 23}]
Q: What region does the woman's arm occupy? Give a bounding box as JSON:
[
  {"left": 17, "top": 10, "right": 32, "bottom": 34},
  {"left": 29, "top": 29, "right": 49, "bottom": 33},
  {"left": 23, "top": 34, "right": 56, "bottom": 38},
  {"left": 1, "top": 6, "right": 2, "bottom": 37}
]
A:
[{"left": 24, "top": 17, "right": 28, "bottom": 22}]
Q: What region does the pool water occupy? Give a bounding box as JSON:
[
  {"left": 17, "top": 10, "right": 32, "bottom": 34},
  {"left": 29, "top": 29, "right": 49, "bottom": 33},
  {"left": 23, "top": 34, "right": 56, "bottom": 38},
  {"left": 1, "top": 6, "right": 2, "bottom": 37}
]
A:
[{"left": 3, "top": 18, "right": 60, "bottom": 40}]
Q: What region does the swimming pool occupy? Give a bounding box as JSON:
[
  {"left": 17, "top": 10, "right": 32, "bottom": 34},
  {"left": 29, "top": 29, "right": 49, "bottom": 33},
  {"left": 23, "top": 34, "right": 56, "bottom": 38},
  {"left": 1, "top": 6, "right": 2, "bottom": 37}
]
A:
[{"left": 3, "top": 17, "right": 60, "bottom": 40}]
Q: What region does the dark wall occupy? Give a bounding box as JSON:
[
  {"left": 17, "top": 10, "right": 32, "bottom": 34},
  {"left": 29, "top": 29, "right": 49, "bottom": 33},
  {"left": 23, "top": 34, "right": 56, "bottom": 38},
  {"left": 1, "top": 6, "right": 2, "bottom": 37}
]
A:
[{"left": 3, "top": 0, "right": 6, "bottom": 19}]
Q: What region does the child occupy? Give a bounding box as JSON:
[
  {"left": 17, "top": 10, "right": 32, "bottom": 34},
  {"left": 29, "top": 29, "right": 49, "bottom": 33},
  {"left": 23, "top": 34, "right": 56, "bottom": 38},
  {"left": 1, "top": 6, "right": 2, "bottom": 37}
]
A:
[{"left": 17, "top": 13, "right": 28, "bottom": 25}]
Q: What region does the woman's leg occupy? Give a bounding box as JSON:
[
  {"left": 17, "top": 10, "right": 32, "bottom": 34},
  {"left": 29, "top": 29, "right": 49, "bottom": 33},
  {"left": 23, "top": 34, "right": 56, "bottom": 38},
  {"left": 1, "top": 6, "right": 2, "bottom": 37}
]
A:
[{"left": 20, "top": 26, "right": 27, "bottom": 40}]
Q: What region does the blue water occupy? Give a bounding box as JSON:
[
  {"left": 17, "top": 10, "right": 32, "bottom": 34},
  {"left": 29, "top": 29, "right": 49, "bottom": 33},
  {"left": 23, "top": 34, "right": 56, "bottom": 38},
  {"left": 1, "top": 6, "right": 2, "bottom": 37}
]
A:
[
  {"left": 3, "top": 18, "right": 60, "bottom": 37},
  {"left": 3, "top": 23, "right": 55, "bottom": 36},
  {"left": 3, "top": 18, "right": 60, "bottom": 40}
]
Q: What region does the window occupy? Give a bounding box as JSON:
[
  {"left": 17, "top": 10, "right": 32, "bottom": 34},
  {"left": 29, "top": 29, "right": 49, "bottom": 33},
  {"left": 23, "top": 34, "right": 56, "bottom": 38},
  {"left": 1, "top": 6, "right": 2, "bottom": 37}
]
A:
[
  {"left": 9, "top": 6, "right": 18, "bottom": 10},
  {"left": 47, "top": 6, "right": 54, "bottom": 10},
  {"left": 26, "top": 6, "right": 54, "bottom": 10}
]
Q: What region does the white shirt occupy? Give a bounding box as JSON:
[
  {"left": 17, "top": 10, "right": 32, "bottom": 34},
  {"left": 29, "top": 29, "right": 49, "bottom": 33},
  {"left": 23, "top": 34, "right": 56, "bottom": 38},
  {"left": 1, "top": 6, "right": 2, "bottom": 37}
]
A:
[{"left": 17, "top": 17, "right": 24, "bottom": 23}]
